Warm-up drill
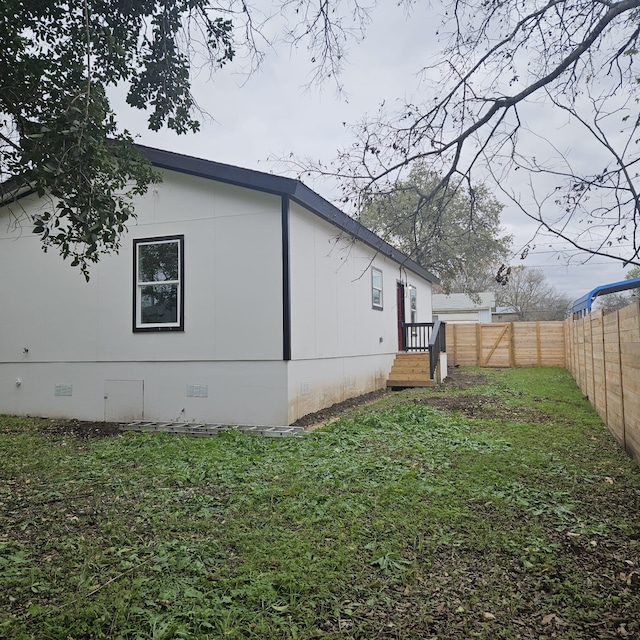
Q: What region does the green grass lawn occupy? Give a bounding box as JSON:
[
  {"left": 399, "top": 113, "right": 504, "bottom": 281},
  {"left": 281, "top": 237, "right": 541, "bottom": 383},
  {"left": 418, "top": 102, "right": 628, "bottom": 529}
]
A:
[{"left": 1, "top": 368, "right": 639, "bottom": 639}]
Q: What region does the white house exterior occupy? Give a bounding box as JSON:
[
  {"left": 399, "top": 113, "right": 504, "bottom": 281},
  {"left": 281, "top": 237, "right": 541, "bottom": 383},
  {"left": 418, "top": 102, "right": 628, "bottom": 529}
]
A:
[
  {"left": 0, "top": 146, "right": 438, "bottom": 426},
  {"left": 432, "top": 292, "right": 495, "bottom": 324}
]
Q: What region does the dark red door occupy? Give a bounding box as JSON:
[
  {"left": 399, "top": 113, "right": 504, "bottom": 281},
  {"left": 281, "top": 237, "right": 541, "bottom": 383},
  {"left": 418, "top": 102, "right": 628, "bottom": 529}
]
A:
[{"left": 397, "top": 282, "right": 406, "bottom": 351}]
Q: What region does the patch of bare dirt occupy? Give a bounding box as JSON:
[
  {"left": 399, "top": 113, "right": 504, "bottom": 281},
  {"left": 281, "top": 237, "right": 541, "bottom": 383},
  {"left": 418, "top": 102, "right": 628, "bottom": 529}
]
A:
[
  {"left": 441, "top": 367, "right": 490, "bottom": 389},
  {"left": 292, "top": 389, "right": 391, "bottom": 430},
  {"left": 39, "top": 419, "right": 122, "bottom": 439},
  {"left": 413, "top": 394, "right": 554, "bottom": 423},
  {"left": 293, "top": 368, "right": 495, "bottom": 430},
  {"left": 293, "top": 367, "right": 555, "bottom": 429}
]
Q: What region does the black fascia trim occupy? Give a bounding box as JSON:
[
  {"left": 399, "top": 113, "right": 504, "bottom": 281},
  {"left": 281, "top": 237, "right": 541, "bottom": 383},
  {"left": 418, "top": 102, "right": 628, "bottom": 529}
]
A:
[
  {"left": 281, "top": 196, "right": 292, "bottom": 361},
  {"left": 287, "top": 182, "right": 440, "bottom": 285},
  {"left": 0, "top": 176, "right": 37, "bottom": 205},
  {"left": 1, "top": 143, "right": 440, "bottom": 286},
  {"left": 133, "top": 234, "right": 185, "bottom": 333},
  {"left": 135, "top": 145, "right": 439, "bottom": 286},
  {"left": 137, "top": 145, "right": 298, "bottom": 199}
]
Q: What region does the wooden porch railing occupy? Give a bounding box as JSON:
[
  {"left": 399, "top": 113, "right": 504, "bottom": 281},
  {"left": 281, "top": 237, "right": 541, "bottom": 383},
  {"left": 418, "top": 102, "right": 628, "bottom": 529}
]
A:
[
  {"left": 401, "top": 321, "right": 447, "bottom": 381},
  {"left": 428, "top": 320, "right": 446, "bottom": 380},
  {"left": 402, "top": 322, "right": 434, "bottom": 352}
]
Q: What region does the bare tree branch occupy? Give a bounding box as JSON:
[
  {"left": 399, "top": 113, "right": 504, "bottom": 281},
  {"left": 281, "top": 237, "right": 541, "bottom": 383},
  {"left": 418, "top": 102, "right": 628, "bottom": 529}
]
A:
[{"left": 289, "top": 0, "right": 640, "bottom": 271}]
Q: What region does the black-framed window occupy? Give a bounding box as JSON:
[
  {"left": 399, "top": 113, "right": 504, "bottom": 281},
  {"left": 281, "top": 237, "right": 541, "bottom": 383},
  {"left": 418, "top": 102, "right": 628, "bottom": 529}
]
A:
[
  {"left": 133, "top": 235, "right": 184, "bottom": 332},
  {"left": 372, "top": 267, "right": 383, "bottom": 310},
  {"left": 409, "top": 285, "right": 417, "bottom": 323}
]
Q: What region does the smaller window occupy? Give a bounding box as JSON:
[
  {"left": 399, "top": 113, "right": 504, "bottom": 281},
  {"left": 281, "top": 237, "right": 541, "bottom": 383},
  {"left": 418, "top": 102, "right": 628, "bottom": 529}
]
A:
[
  {"left": 409, "top": 286, "right": 417, "bottom": 323},
  {"left": 133, "top": 235, "right": 184, "bottom": 332},
  {"left": 372, "top": 267, "right": 383, "bottom": 310}
]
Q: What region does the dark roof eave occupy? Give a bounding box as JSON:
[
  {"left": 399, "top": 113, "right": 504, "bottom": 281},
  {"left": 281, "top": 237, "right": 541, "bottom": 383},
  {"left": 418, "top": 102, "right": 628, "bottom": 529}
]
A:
[
  {"left": 138, "top": 145, "right": 440, "bottom": 285},
  {"left": 1, "top": 144, "right": 439, "bottom": 285},
  {"left": 139, "top": 145, "right": 299, "bottom": 197},
  {"left": 0, "top": 175, "right": 34, "bottom": 203}
]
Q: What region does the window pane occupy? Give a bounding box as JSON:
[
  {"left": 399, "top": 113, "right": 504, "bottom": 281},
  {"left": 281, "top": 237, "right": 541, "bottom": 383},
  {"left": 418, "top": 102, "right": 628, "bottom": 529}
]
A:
[
  {"left": 141, "top": 284, "right": 178, "bottom": 324},
  {"left": 372, "top": 289, "right": 382, "bottom": 307},
  {"left": 138, "top": 242, "right": 179, "bottom": 283},
  {"left": 372, "top": 270, "right": 383, "bottom": 289}
]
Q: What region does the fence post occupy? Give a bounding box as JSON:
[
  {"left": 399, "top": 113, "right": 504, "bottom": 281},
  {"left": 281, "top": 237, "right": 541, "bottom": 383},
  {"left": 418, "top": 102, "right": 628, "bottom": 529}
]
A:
[
  {"left": 574, "top": 318, "right": 581, "bottom": 388},
  {"left": 452, "top": 323, "right": 457, "bottom": 365},
  {"left": 600, "top": 312, "right": 607, "bottom": 425},
  {"left": 591, "top": 310, "right": 607, "bottom": 424},
  {"left": 578, "top": 317, "right": 589, "bottom": 397},
  {"left": 620, "top": 301, "right": 640, "bottom": 458},
  {"left": 564, "top": 318, "right": 572, "bottom": 375},
  {"left": 615, "top": 309, "right": 625, "bottom": 450}
]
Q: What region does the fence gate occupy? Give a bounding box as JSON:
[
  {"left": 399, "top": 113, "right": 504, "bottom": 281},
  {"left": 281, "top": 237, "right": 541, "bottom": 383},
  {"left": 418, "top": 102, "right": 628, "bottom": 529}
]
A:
[
  {"left": 448, "top": 321, "right": 565, "bottom": 368},
  {"left": 478, "top": 323, "right": 513, "bottom": 367}
]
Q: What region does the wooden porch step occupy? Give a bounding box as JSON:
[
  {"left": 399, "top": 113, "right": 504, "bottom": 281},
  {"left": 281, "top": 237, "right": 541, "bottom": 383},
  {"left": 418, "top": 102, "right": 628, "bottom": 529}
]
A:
[
  {"left": 387, "top": 378, "right": 435, "bottom": 388},
  {"left": 387, "top": 353, "right": 435, "bottom": 388},
  {"left": 390, "top": 363, "right": 430, "bottom": 372}
]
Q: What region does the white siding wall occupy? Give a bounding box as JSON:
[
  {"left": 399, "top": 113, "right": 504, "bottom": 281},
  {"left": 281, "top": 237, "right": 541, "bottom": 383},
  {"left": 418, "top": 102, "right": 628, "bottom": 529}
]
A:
[
  {"left": 287, "top": 202, "right": 433, "bottom": 421},
  {"left": 287, "top": 355, "right": 392, "bottom": 422},
  {"left": 289, "top": 204, "right": 394, "bottom": 359},
  {"left": 0, "top": 171, "right": 435, "bottom": 426},
  {"left": 1, "top": 361, "right": 288, "bottom": 424},
  {"left": 0, "top": 171, "right": 287, "bottom": 424}
]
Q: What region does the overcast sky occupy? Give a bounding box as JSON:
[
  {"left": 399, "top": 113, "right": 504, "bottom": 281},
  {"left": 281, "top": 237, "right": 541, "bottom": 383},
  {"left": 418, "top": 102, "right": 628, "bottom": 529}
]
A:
[{"left": 114, "top": 1, "right": 634, "bottom": 300}]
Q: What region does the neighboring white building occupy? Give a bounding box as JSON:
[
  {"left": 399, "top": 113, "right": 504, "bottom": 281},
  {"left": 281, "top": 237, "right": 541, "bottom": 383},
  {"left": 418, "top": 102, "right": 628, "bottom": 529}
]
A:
[
  {"left": 493, "top": 306, "right": 521, "bottom": 323},
  {"left": 0, "top": 146, "right": 438, "bottom": 426},
  {"left": 432, "top": 292, "right": 496, "bottom": 324}
]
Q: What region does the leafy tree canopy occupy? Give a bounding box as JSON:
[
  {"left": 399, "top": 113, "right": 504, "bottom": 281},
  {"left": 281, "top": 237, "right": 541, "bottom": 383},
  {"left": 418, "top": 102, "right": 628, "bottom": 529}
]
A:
[
  {"left": 6, "top": 0, "right": 640, "bottom": 279},
  {"left": 359, "top": 163, "right": 512, "bottom": 292},
  {"left": 626, "top": 266, "right": 640, "bottom": 282},
  {"left": 0, "top": 0, "right": 236, "bottom": 277},
  {"left": 597, "top": 265, "right": 640, "bottom": 308},
  {"left": 624, "top": 265, "right": 640, "bottom": 300},
  {"left": 0, "top": 0, "right": 376, "bottom": 278}
]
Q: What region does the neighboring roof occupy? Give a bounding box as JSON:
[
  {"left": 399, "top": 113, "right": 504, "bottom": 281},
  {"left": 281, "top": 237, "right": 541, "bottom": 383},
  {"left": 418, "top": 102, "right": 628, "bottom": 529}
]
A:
[
  {"left": 432, "top": 292, "right": 496, "bottom": 312},
  {"left": 137, "top": 146, "right": 439, "bottom": 284},
  {"left": 571, "top": 277, "right": 640, "bottom": 315}
]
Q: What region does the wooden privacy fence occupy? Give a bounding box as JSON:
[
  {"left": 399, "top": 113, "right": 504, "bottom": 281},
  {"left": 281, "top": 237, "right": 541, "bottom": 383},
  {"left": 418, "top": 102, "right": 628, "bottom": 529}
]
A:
[
  {"left": 448, "top": 321, "right": 566, "bottom": 368},
  {"left": 564, "top": 302, "right": 640, "bottom": 462},
  {"left": 445, "top": 304, "right": 640, "bottom": 462}
]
